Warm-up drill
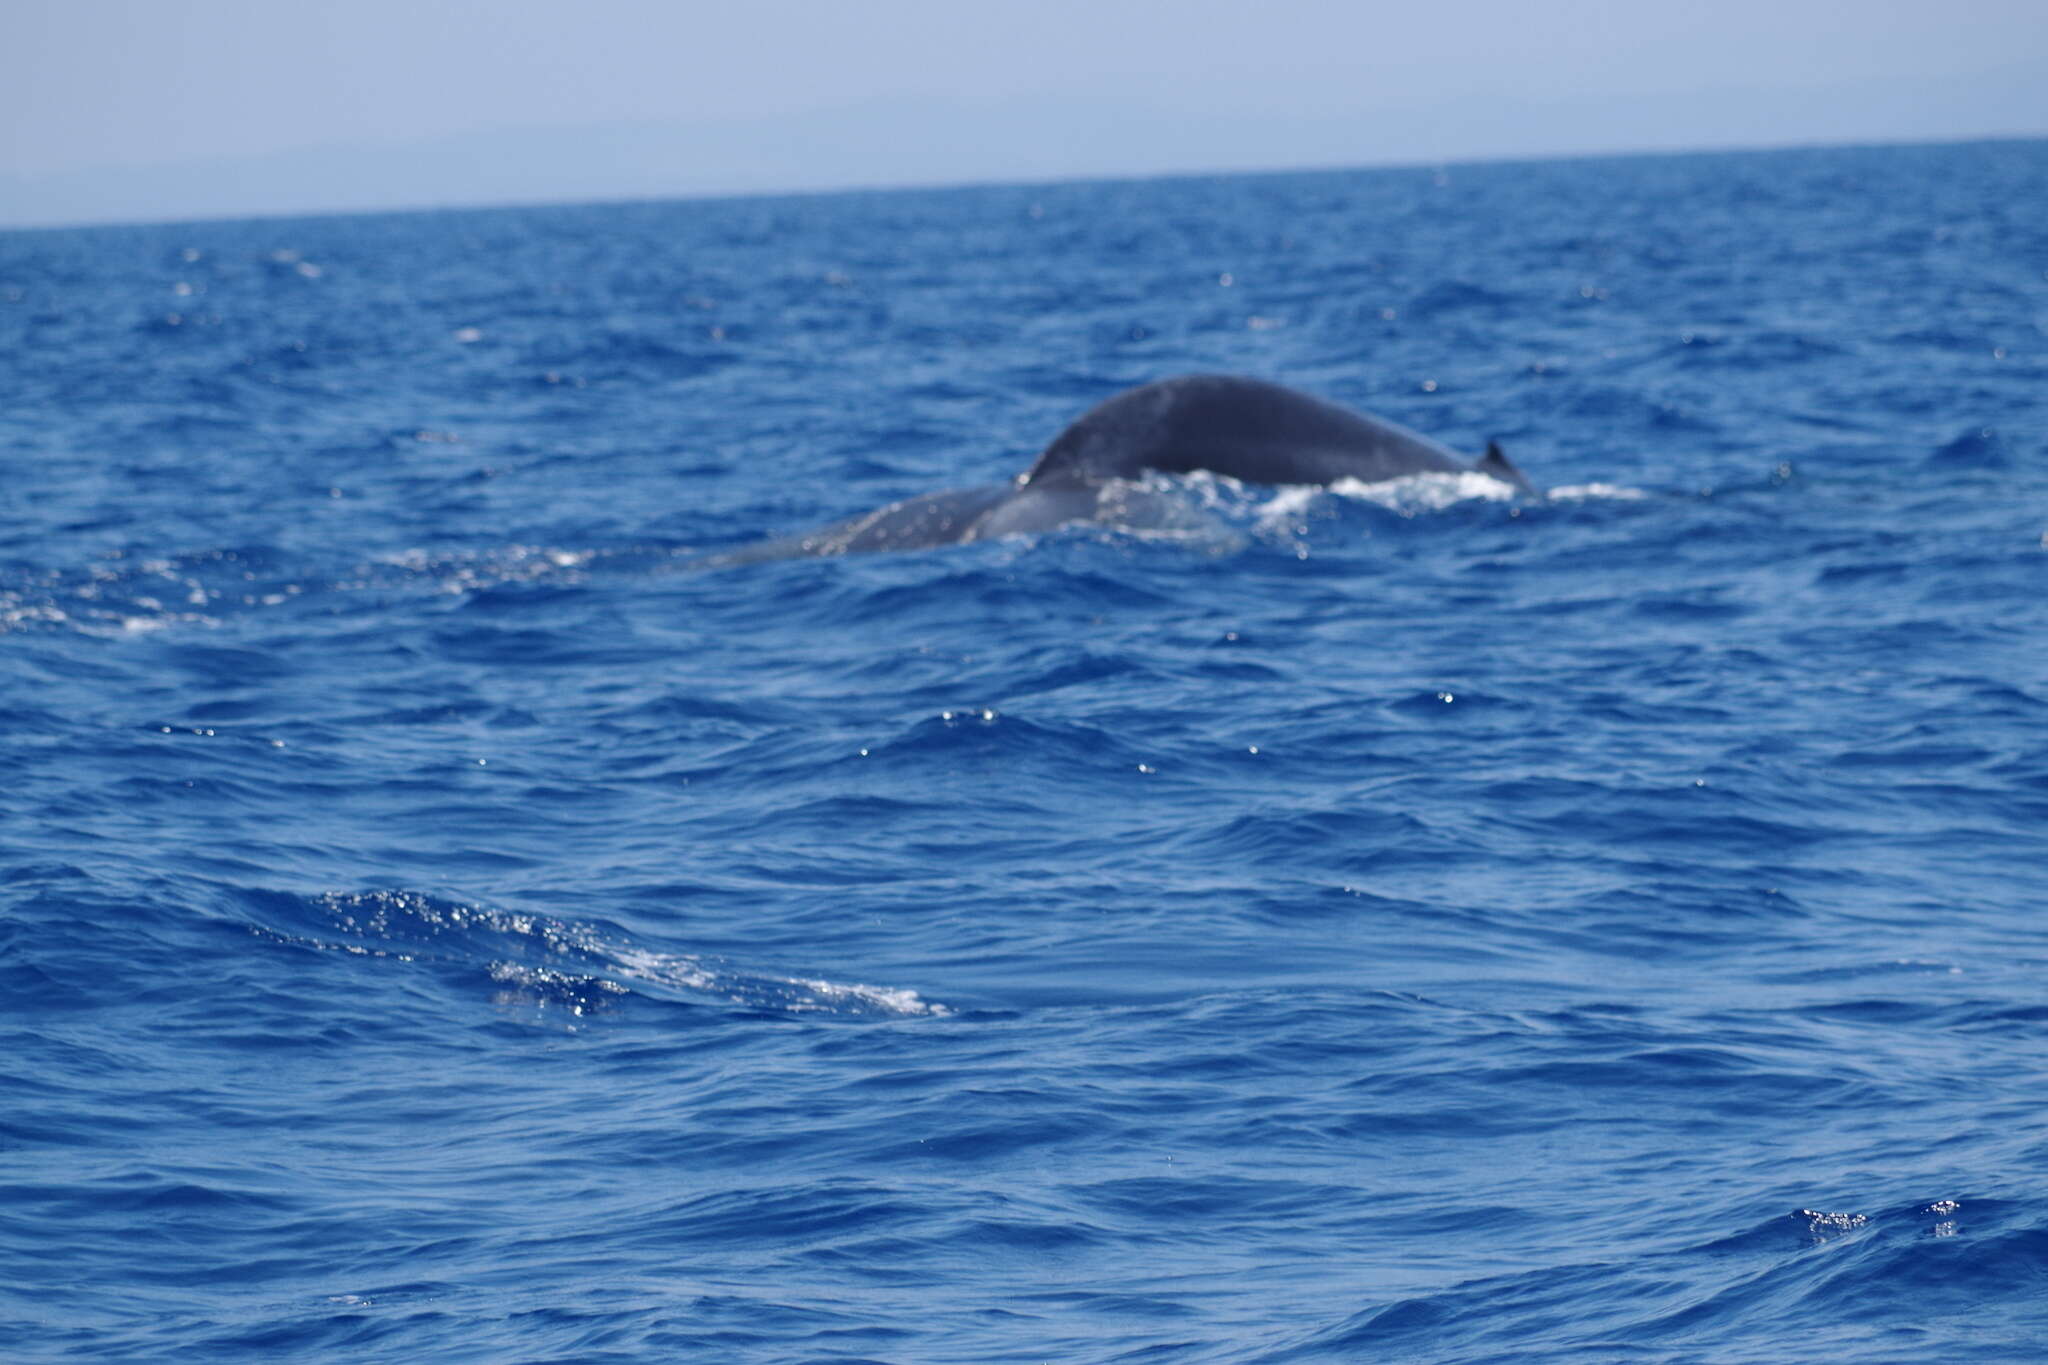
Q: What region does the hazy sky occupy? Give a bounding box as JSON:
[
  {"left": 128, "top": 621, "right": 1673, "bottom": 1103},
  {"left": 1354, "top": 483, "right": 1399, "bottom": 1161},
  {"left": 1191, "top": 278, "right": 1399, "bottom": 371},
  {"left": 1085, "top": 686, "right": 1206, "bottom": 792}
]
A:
[{"left": 4, "top": 0, "right": 2046, "bottom": 223}]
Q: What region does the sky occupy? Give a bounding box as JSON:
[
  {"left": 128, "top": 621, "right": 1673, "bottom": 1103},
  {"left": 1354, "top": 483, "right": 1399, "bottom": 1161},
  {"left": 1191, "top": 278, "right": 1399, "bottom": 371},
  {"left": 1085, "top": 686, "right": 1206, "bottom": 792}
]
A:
[{"left": 4, "top": 0, "right": 2046, "bottom": 226}]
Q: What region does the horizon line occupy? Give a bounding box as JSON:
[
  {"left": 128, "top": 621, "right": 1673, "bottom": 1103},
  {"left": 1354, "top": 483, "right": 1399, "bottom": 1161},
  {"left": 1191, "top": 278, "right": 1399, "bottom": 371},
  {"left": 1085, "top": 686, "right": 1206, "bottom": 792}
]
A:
[{"left": 5, "top": 129, "right": 2042, "bottom": 237}]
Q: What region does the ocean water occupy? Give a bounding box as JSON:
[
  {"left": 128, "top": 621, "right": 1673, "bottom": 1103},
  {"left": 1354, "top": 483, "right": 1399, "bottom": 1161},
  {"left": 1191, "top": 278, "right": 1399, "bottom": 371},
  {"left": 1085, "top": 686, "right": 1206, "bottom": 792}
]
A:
[{"left": 4, "top": 139, "right": 2047, "bottom": 1362}]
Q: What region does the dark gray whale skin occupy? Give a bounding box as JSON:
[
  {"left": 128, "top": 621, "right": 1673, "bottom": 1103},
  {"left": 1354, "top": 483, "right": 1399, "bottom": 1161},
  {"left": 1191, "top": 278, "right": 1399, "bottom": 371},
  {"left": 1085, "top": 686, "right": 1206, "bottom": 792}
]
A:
[{"left": 724, "top": 374, "right": 1536, "bottom": 560}]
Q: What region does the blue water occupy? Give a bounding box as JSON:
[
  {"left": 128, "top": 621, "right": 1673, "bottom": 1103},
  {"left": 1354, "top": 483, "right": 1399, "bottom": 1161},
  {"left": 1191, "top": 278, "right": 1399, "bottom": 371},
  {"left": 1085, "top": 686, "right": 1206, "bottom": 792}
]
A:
[{"left": 4, "top": 139, "right": 2047, "bottom": 1362}]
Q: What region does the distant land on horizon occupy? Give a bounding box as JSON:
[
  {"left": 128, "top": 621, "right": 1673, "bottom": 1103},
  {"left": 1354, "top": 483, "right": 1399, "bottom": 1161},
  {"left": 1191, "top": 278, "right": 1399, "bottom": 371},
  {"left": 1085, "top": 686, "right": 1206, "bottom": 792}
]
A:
[{"left": 6, "top": 62, "right": 2045, "bottom": 231}]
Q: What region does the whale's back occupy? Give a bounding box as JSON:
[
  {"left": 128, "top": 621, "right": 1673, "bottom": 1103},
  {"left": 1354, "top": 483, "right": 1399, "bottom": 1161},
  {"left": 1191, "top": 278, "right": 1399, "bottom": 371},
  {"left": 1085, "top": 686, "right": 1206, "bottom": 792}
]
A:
[{"left": 1024, "top": 374, "right": 1484, "bottom": 490}]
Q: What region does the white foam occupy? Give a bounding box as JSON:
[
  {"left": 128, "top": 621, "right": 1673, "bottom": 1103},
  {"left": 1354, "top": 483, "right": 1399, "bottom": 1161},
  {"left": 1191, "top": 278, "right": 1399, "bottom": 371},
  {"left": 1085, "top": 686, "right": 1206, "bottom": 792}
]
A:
[
  {"left": 606, "top": 944, "right": 949, "bottom": 1018},
  {"left": 786, "top": 975, "right": 951, "bottom": 1018},
  {"left": 1546, "top": 482, "right": 1649, "bottom": 501},
  {"left": 598, "top": 945, "right": 942, "bottom": 1019},
  {"left": 604, "top": 945, "right": 719, "bottom": 993},
  {"left": 1328, "top": 469, "right": 1521, "bottom": 511}
]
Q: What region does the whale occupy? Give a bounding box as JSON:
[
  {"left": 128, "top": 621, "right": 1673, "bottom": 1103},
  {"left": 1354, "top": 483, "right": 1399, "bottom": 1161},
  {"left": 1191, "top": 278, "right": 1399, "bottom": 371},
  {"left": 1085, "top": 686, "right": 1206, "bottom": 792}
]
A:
[{"left": 724, "top": 374, "right": 1536, "bottom": 560}]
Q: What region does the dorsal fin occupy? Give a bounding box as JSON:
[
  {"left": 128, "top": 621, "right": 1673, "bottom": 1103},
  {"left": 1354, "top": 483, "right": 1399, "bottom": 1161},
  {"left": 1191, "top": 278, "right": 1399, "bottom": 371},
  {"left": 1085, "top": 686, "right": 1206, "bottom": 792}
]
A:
[{"left": 1476, "top": 440, "right": 1538, "bottom": 496}]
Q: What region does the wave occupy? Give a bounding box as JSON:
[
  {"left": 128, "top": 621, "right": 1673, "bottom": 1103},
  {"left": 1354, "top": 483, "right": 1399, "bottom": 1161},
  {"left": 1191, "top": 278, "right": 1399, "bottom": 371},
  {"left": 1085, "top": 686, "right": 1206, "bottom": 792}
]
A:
[{"left": 244, "top": 888, "right": 948, "bottom": 1021}]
